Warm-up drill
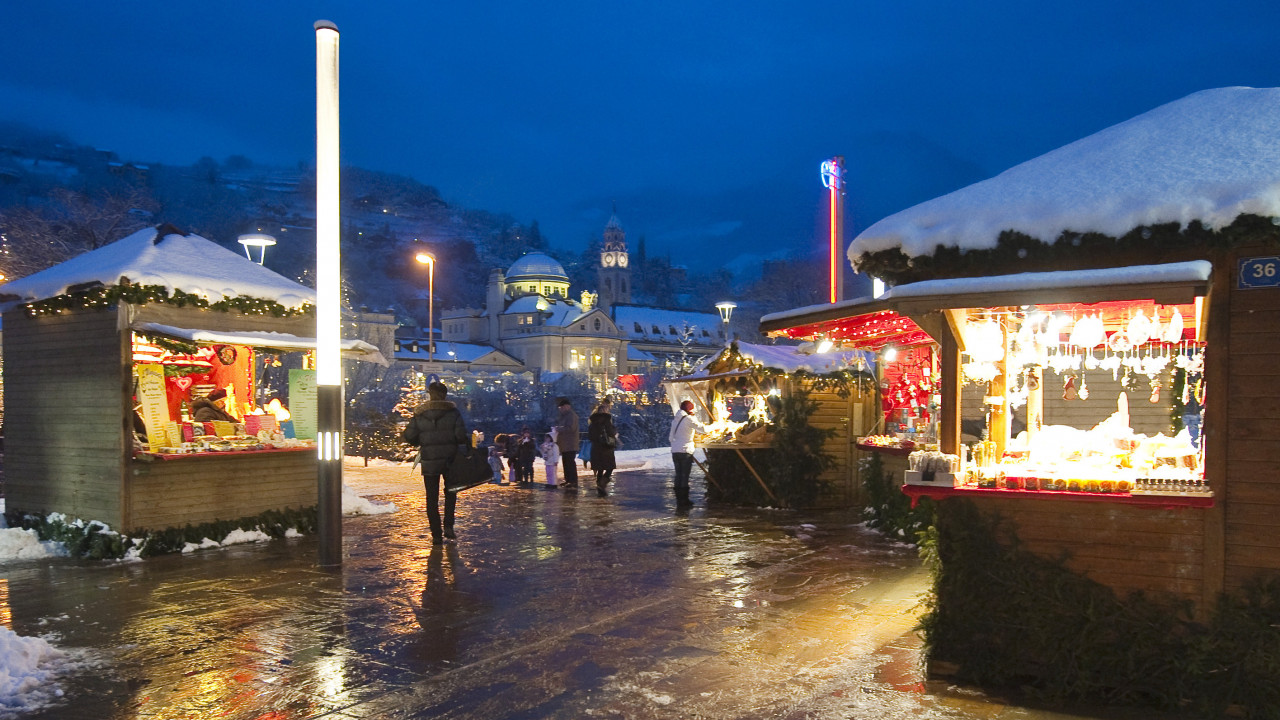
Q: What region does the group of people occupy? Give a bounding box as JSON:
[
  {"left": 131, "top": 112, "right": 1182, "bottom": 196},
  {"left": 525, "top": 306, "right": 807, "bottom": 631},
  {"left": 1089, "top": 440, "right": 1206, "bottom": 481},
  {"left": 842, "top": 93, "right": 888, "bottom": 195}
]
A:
[{"left": 400, "top": 382, "right": 704, "bottom": 544}]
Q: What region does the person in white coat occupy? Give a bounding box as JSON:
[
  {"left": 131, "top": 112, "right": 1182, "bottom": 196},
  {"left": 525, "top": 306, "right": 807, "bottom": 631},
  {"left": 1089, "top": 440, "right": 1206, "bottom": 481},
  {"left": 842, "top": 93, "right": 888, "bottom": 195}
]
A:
[{"left": 668, "top": 399, "right": 707, "bottom": 509}]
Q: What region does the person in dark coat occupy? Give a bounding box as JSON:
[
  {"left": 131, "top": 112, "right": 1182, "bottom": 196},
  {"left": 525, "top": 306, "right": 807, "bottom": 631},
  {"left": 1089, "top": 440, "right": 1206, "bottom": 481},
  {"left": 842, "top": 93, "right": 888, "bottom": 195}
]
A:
[
  {"left": 401, "top": 381, "right": 469, "bottom": 543},
  {"left": 555, "top": 398, "right": 581, "bottom": 490},
  {"left": 515, "top": 427, "right": 537, "bottom": 485},
  {"left": 587, "top": 399, "right": 618, "bottom": 497},
  {"left": 191, "top": 388, "right": 237, "bottom": 423}
]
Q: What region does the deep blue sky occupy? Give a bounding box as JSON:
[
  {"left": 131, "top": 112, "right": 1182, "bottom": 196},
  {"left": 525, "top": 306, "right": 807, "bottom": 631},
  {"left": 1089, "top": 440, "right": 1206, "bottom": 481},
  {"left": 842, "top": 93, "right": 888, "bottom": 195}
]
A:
[{"left": 3, "top": 2, "right": 1279, "bottom": 275}]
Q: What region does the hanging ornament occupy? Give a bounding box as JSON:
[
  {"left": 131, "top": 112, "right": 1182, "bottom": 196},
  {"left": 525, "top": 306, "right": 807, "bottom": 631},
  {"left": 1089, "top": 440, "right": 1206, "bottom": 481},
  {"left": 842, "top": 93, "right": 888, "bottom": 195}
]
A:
[
  {"left": 1078, "top": 372, "right": 1089, "bottom": 401},
  {"left": 1063, "top": 374, "right": 1077, "bottom": 401},
  {"left": 1164, "top": 308, "right": 1184, "bottom": 343},
  {"left": 1127, "top": 310, "right": 1152, "bottom": 345},
  {"left": 1150, "top": 379, "right": 1162, "bottom": 404}
]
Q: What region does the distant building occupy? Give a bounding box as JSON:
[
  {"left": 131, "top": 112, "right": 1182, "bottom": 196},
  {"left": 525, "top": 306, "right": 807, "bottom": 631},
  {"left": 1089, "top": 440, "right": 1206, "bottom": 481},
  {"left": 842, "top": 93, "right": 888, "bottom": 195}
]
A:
[{"left": 395, "top": 212, "right": 727, "bottom": 390}]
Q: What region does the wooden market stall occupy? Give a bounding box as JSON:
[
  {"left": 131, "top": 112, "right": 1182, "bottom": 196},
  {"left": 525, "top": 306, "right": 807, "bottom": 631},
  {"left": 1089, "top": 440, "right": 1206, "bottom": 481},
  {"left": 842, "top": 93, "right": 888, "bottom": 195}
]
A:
[
  {"left": 760, "top": 88, "right": 1280, "bottom": 709},
  {"left": 0, "top": 226, "right": 385, "bottom": 533},
  {"left": 663, "top": 340, "right": 880, "bottom": 508}
]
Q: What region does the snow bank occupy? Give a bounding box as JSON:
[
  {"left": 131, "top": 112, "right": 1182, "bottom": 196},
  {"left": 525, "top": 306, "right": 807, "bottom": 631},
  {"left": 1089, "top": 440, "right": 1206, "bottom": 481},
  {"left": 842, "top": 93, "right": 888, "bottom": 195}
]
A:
[
  {"left": 0, "top": 626, "right": 71, "bottom": 713},
  {"left": 0, "top": 529, "right": 68, "bottom": 562},
  {"left": 851, "top": 87, "right": 1280, "bottom": 260},
  {"left": 343, "top": 484, "right": 396, "bottom": 516}
]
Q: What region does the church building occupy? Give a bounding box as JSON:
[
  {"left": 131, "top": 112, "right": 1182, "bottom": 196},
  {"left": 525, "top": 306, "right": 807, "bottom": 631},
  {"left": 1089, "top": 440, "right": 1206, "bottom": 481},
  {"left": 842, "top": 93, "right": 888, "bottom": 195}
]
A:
[{"left": 395, "top": 212, "right": 727, "bottom": 390}]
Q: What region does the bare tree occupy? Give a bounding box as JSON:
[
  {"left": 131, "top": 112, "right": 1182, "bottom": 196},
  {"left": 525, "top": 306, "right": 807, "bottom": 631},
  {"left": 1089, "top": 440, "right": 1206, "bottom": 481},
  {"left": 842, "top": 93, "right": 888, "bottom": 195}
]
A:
[{"left": 0, "top": 188, "right": 157, "bottom": 280}]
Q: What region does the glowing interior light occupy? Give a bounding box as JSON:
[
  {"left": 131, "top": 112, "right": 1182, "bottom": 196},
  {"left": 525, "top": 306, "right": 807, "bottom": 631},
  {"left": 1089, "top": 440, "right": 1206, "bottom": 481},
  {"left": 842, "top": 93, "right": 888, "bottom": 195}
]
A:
[
  {"left": 872, "top": 277, "right": 885, "bottom": 299},
  {"left": 883, "top": 345, "right": 898, "bottom": 363}
]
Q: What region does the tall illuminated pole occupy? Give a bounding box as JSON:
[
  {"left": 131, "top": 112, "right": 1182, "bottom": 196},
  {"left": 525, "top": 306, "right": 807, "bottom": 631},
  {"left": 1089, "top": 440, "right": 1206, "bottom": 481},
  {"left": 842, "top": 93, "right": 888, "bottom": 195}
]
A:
[
  {"left": 415, "top": 252, "right": 435, "bottom": 361},
  {"left": 314, "top": 20, "right": 342, "bottom": 567},
  {"left": 821, "top": 157, "right": 846, "bottom": 304}
]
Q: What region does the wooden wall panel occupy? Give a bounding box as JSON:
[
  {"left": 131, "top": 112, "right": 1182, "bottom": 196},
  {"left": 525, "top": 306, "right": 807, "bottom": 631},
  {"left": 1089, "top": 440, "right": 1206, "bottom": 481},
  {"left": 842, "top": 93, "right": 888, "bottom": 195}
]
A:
[
  {"left": 3, "top": 308, "right": 127, "bottom": 526},
  {"left": 127, "top": 451, "right": 316, "bottom": 531},
  {"left": 1222, "top": 256, "right": 1280, "bottom": 595}
]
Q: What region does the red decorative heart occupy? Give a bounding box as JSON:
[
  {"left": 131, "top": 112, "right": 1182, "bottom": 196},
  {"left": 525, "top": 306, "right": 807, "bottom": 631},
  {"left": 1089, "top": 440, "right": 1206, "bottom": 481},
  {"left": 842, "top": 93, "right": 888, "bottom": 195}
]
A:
[{"left": 173, "top": 376, "right": 193, "bottom": 392}]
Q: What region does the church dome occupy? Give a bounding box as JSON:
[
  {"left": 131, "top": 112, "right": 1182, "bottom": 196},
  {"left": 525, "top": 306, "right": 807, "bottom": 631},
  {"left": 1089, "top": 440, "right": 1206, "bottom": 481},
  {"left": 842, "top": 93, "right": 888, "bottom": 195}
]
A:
[{"left": 507, "top": 252, "right": 568, "bottom": 281}]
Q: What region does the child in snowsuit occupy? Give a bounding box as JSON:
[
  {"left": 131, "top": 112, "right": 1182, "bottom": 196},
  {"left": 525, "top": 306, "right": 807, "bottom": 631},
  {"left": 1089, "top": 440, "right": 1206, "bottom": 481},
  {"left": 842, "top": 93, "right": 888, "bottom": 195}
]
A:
[
  {"left": 488, "top": 445, "right": 505, "bottom": 485},
  {"left": 540, "top": 432, "right": 560, "bottom": 488}
]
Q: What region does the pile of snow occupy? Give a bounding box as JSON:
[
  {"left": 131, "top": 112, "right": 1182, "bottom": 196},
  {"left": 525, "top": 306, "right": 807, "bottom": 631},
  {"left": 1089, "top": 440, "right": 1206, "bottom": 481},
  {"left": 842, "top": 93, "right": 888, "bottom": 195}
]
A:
[
  {"left": 0, "top": 626, "right": 73, "bottom": 714},
  {"left": 851, "top": 87, "right": 1280, "bottom": 259},
  {"left": 181, "top": 528, "right": 277, "bottom": 554},
  {"left": 343, "top": 484, "right": 396, "bottom": 516},
  {"left": 0, "top": 529, "right": 67, "bottom": 562}
]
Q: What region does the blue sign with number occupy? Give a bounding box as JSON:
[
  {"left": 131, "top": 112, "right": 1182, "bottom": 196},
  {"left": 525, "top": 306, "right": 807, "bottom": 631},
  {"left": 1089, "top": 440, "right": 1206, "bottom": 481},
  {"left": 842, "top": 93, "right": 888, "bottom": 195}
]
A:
[{"left": 1239, "top": 256, "right": 1280, "bottom": 289}]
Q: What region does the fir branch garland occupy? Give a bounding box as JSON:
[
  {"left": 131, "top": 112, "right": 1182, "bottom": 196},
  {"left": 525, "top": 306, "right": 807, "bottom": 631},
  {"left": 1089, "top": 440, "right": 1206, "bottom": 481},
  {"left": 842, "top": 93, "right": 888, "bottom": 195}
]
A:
[{"left": 22, "top": 282, "right": 314, "bottom": 318}]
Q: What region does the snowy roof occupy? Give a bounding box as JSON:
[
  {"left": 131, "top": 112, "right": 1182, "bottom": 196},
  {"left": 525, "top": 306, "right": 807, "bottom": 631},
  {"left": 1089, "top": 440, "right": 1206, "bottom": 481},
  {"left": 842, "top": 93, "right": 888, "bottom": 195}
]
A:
[
  {"left": 0, "top": 226, "right": 315, "bottom": 307},
  {"left": 850, "top": 87, "right": 1280, "bottom": 261},
  {"left": 395, "top": 340, "right": 520, "bottom": 365},
  {"left": 134, "top": 322, "right": 387, "bottom": 365},
  {"left": 760, "top": 260, "right": 1209, "bottom": 337},
  {"left": 627, "top": 345, "right": 657, "bottom": 362},
  {"left": 679, "top": 341, "right": 874, "bottom": 378},
  {"left": 611, "top": 305, "right": 722, "bottom": 344},
  {"left": 505, "top": 295, "right": 590, "bottom": 328},
  {"left": 507, "top": 252, "right": 568, "bottom": 280}
]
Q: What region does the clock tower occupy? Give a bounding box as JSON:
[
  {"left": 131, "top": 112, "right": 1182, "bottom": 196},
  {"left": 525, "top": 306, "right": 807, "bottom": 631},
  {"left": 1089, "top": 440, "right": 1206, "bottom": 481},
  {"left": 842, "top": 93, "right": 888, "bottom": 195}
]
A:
[{"left": 597, "top": 208, "right": 632, "bottom": 311}]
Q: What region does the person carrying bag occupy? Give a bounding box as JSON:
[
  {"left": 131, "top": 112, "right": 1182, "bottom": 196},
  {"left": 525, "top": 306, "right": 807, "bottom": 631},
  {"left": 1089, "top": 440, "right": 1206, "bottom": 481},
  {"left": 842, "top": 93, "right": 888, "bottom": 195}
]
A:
[{"left": 401, "top": 381, "right": 469, "bottom": 544}]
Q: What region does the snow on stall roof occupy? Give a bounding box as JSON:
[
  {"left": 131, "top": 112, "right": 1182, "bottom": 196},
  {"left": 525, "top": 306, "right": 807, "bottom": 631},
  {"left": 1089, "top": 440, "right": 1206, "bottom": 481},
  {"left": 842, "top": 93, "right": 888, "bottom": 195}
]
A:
[
  {"left": 850, "top": 87, "right": 1280, "bottom": 261},
  {"left": 888, "top": 260, "right": 1212, "bottom": 298},
  {"left": 680, "top": 341, "right": 874, "bottom": 377},
  {"left": 0, "top": 227, "right": 315, "bottom": 307}
]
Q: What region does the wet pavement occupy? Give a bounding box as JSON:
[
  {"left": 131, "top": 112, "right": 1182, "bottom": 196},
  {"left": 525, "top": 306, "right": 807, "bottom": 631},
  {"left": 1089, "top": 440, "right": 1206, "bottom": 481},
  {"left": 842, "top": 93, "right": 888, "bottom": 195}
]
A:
[{"left": 2, "top": 459, "right": 1180, "bottom": 719}]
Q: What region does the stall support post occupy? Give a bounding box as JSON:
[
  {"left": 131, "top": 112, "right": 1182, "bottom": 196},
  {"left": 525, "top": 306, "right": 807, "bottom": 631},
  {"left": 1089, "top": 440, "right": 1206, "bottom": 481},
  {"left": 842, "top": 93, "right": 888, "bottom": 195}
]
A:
[{"left": 317, "top": 384, "right": 344, "bottom": 566}]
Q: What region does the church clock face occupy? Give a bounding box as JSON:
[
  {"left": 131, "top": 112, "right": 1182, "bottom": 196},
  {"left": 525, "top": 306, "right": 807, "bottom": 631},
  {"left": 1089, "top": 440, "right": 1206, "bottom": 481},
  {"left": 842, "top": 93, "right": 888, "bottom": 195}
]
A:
[
  {"left": 618, "top": 254, "right": 628, "bottom": 268},
  {"left": 602, "top": 252, "right": 616, "bottom": 267}
]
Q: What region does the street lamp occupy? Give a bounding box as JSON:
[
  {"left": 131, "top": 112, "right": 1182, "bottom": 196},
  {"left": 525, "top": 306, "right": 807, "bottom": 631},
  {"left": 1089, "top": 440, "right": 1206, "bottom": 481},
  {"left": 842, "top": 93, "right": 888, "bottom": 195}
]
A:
[
  {"left": 238, "top": 233, "right": 277, "bottom": 264},
  {"left": 715, "top": 301, "right": 737, "bottom": 345},
  {"left": 415, "top": 252, "right": 435, "bottom": 361}
]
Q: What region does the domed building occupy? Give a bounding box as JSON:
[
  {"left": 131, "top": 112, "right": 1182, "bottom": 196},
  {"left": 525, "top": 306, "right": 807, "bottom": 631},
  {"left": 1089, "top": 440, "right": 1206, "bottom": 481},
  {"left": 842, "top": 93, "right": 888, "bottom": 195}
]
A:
[{"left": 397, "top": 212, "right": 727, "bottom": 391}]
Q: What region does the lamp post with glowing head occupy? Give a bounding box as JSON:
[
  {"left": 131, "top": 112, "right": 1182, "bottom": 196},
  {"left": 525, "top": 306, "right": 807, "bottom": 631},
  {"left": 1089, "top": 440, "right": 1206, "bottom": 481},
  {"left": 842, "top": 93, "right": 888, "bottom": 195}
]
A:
[
  {"left": 238, "top": 233, "right": 277, "bottom": 265},
  {"left": 415, "top": 252, "right": 435, "bottom": 361},
  {"left": 715, "top": 301, "right": 736, "bottom": 345},
  {"left": 314, "top": 19, "right": 342, "bottom": 567}
]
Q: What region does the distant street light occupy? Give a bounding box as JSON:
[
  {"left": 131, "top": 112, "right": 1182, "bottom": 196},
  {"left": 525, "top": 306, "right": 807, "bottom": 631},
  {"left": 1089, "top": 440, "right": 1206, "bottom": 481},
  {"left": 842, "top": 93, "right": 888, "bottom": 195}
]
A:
[
  {"left": 715, "top": 301, "right": 737, "bottom": 345},
  {"left": 415, "top": 252, "right": 435, "bottom": 361},
  {"left": 238, "top": 233, "right": 277, "bottom": 264}
]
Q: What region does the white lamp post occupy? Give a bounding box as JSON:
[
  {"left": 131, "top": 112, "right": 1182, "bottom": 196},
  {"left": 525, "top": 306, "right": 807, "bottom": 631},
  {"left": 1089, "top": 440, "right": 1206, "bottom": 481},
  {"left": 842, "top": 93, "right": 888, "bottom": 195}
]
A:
[
  {"left": 715, "top": 301, "right": 737, "bottom": 345},
  {"left": 415, "top": 252, "right": 435, "bottom": 361},
  {"left": 237, "top": 233, "right": 277, "bottom": 265},
  {"left": 314, "top": 19, "right": 342, "bottom": 567}
]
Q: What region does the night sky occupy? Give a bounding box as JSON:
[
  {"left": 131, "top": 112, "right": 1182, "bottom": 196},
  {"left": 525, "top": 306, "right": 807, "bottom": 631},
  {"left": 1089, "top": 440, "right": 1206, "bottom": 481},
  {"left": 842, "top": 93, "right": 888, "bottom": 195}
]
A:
[{"left": 3, "top": 2, "right": 1279, "bottom": 275}]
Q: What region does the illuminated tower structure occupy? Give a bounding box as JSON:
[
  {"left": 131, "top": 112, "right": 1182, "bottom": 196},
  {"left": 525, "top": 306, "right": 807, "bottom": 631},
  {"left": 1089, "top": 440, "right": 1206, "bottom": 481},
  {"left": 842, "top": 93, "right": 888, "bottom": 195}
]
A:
[{"left": 596, "top": 210, "right": 632, "bottom": 311}]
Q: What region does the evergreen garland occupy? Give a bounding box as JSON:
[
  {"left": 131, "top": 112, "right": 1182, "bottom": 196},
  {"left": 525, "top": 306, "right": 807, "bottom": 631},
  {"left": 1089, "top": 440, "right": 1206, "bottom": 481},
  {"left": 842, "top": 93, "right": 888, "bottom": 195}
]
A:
[
  {"left": 918, "top": 499, "right": 1280, "bottom": 717},
  {"left": 6, "top": 506, "right": 318, "bottom": 560},
  {"left": 22, "top": 282, "right": 314, "bottom": 318},
  {"left": 860, "top": 450, "right": 935, "bottom": 542},
  {"left": 765, "top": 390, "right": 836, "bottom": 508},
  {"left": 851, "top": 213, "right": 1280, "bottom": 286}
]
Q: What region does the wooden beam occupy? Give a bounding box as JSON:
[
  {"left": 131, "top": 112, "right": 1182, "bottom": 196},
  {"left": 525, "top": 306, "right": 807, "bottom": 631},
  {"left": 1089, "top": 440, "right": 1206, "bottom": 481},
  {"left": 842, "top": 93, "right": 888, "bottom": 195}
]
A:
[{"left": 734, "top": 448, "right": 779, "bottom": 504}]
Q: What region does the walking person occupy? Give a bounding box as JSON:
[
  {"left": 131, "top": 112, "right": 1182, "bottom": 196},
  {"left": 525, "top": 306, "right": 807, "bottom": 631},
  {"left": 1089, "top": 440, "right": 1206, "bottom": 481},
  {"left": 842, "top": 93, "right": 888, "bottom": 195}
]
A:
[
  {"left": 587, "top": 399, "right": 618, "bottom": 497},
  {"left": 503, "top": 431, "right": 519, "bottom": 485},
  {"left": 400, "top": 381, "right": 470, "bottom": 544},
  {"left": 554, "top": 397, "right": 580, "bottom": 490},
  {"left": 669, "top": 399, "right": 707, "bottom": 509}
]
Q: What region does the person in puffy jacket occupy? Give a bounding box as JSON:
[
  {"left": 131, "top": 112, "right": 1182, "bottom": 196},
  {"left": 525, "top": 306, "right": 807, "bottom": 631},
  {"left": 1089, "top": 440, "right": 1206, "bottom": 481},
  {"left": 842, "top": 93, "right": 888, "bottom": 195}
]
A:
[
  {"left": 587, "top": 400, "right": 618, "bottom": 497},
  {"left": 401, "top": 381, "right": 469, "bottom": 544}
]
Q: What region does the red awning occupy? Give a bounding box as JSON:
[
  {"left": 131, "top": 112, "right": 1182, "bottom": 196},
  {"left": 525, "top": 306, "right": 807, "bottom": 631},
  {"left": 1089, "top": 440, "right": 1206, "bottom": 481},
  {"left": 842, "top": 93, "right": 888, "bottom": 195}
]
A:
[{"left": 773, "top": 309, "right": 935, "bottom": 349}]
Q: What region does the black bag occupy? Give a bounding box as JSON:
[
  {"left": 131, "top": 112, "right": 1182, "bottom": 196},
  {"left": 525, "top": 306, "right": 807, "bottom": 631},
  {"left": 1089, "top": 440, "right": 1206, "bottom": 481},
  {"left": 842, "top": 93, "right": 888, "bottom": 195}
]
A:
[{"left": 445, "top": 449, "right": 491, "bottom": 493}]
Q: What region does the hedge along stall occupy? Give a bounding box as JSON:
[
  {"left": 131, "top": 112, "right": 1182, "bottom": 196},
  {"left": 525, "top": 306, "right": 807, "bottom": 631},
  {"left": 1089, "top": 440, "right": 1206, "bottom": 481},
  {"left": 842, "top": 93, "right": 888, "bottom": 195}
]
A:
[
  {"left": 760, "top": 87, "right": 1280, "bottom": 713},
  {"left": 0, "top": 225, "right": 386, "bottom": 535},
  {"left": 662, "top": 340, "right": 878, "bottom": 509}
]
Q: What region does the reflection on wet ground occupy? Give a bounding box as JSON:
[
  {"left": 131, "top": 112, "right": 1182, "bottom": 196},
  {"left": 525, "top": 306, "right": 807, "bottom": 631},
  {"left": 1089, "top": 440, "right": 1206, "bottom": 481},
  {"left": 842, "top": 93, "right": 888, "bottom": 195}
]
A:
[{"left": 3, "top": 465, "right": 1181, "bottom": 719}]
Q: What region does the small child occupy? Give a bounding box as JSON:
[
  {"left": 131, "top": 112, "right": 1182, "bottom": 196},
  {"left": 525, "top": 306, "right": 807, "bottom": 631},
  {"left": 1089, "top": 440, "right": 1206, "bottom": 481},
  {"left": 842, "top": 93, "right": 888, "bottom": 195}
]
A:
[
  {"left": 488, "top": 445, "right": 505, "bottom": 485},
  {"left": 540, "top": 432, "right": 560, "bottom": 488}
]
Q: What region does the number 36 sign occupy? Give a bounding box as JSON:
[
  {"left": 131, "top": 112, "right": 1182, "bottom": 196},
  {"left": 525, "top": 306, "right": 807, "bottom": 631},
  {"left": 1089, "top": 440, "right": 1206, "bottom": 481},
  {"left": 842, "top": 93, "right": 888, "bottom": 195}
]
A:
[{"left": 1239, "top": 256, "right": 1280, "bottom": 289}]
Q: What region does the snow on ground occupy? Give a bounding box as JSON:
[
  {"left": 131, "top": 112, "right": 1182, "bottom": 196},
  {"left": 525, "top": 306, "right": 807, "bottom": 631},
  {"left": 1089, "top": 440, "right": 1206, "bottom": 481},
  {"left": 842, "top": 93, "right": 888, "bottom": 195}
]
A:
[
  {"left": 0, "top": 626, "right": 77, "bottom": 717},
  {"left": 0, "top": 528, "right": 67, "bottom": 563}
]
